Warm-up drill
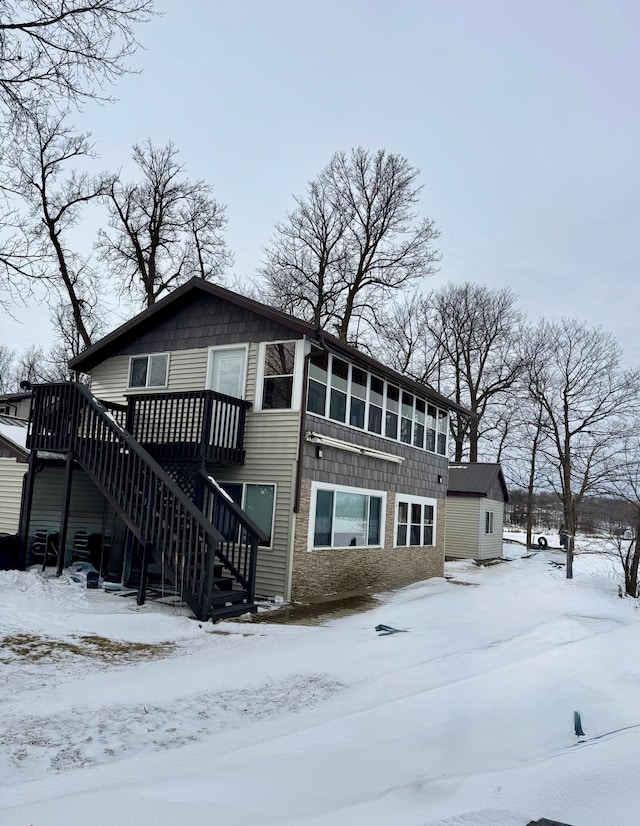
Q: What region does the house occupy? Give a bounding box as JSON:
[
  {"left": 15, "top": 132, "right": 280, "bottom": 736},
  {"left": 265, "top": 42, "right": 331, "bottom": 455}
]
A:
[
  {"left": 445, "top": 463, "right": 508, "bottom": 561},
  {"left": 0, "top": 413, "right": 29, "bottom": 534},
  {"left": 18, "top": 278, "right": 469, "bottom": 620}
]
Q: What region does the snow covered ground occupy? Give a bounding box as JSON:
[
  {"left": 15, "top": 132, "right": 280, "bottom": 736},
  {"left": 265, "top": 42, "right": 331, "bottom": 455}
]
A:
[{"left": 1, "top": 541, "right": 638, "bottom": 826}]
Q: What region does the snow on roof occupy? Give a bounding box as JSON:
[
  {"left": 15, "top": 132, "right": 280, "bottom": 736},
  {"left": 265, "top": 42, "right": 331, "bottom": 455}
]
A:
[{"left": 0, "top": 416, "right": 28, "bottom": 450}]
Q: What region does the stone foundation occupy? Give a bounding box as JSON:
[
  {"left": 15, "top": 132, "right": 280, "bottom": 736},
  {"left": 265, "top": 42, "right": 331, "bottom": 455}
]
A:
[{"left": 291, "top": 479, "right": 445, "bottom": 600}]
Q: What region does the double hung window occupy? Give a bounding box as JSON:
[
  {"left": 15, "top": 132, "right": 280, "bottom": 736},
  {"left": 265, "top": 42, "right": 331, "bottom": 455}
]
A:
[{"left": 395, "top": 496, "right": 436, "bottom": 547}]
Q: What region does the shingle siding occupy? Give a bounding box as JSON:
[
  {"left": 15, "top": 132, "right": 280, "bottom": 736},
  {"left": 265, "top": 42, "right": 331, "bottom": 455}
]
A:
[
  {"left": 303, "top": 414, "right": 448, "bottom": 498},
  {"left": 107, "top": 295, "right": 300, "bottom": 356}
]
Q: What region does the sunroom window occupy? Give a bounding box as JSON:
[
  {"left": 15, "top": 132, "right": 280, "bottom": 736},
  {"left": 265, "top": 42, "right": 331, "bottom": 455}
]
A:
[{"left": 305, "top": 352, "right": 450, "bottom": 456}]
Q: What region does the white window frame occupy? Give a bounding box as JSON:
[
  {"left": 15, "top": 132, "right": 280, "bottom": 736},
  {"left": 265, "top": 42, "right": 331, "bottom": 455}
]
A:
[
  {"left": 206, "top": 343, "right": 249, "bottom": 400},
  {"left": 308, "top": 481, "right": 387, "bottom": 551},
  {"left": 393, "top": 494, "right": 437, "bottom": 548},
  {"left": 255, "top": 339, "right": 305, "bottom": 412},
  {"left": 127, "top": 352, "right": 170, "bottom": 390},
  {"left": 305, "top": 350, "right": 449, "bottom": 457},
  {"left": 217, "top": 480, "right": 277, "bottom": 550},
  {"left": 485, "top": 510, "right": 494, "bottom": 535}
]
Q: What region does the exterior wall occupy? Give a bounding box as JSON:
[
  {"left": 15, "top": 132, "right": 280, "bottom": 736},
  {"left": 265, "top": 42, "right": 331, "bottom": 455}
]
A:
[
  {"left": 444, "top": 497, "right": 481, "bottom": 559},
  {"left": 478, "top": 496, "right": 504, "bottom": 560},
  {"left": 291, "top": 480, "right": 444, "bottom": 599},
  {"left": 91, "top": 342, "right": 262, "bottom": 406},
  {"left": 26, "top": 464, "right": 115, "bottom": 550},
  {"left": 303, "top": 414, "right": 448, "bottom": 499},
  {"left": 445, "top": 496, "right": 504, "bottom": 560},
  {"left": 0, "top": 397, "right": 31, "bottom": 418},
  {"left": 0, "top": 458, "right": 28, "bottom": 533},
  {"left": 207, "top": 409, "right": 300, "bottom": 600}
]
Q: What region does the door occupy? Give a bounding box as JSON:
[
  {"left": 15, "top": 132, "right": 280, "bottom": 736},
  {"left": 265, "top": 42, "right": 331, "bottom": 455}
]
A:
[{"left": 208, "top": 347, "right": 247, "bottom": 399}]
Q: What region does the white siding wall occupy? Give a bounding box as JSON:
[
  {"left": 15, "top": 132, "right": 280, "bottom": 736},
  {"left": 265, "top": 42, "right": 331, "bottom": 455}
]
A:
[
  {"left": 0, "top": 458, "right": 27, "bottom": 533},
  {"left": 28, "top": 465, "right": 115, "bottom": 545},
  {"left": 478, "top": 498, "right": 504, "bottom": 560},
  {"left": 212, "top": 410, "right": 299, "bottom": 599},
  {"left": 90, "top": 343, "right": 299, "bottom": 598},
  {"left": 444, "top": 497, "right": 481, "bottom": 559}
]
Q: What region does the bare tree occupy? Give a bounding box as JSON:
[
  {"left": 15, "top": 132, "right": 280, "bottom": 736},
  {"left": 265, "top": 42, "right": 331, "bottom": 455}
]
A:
[
  {"left": 0, "top": 1, "right": 155, "bottom": 119},
  {"left": 527, "top": 319, "right": 639, "bottom": 578},
  {"left": 0, "top": 108, "right": 107, "bottom": 347},
  {"left": 99, "top": 140, "right": 232, "bottom": 307},
  {"left": 0, "top": 342, "right": 16, "bottom": 391},
  {"left": 13, "top": 343, "right": 68, "bottom": 384},
  {"left": 262, "top": 147, "right": 440, "bottom": 343},
  {"left": 378, "top": 283, "right": 525, "bottom": 462}
]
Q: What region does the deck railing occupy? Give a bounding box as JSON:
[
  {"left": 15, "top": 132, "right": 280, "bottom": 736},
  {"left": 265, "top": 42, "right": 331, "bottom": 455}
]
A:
[
  {"left": 126, "top": 390, "right": 250, "bottom": 464},
  {"left": 27, "top": 383, "right": 259, "bottom": 618}
]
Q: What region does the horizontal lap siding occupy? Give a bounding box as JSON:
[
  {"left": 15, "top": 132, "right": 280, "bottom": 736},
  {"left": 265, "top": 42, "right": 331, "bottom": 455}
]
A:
[
  {"left": 208, "top": 409, "right": 300, "bottom": 599},
  {"left": 478, "top": 497, "right": 504, "bottom": 560},
  {"left": 28, "top": 465, "right": 114, "bottom": 546},
  {"left": 0, "top": 459, "right": 28, "bottom": 533},
  {"left": 444, "top": 497, "right": 480, "bottom": 559}
]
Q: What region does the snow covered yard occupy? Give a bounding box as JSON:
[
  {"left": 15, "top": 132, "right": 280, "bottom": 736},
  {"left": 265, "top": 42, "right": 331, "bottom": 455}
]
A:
[{"left": 1, "top": 546, "right": 639, "bottom": 826}]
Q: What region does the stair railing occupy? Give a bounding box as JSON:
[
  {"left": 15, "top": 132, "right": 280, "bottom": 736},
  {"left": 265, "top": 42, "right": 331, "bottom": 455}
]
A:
[
  {"left": 28, "top": 383, "right": 229, "bottom": 619},
  {"left": 196, "top": 471, "right": 265, "bottom": 598}
]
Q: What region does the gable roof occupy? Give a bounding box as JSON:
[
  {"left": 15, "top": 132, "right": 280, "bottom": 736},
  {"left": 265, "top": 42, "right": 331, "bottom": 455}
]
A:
[
  {"left": 69, "top": 278, "right": 471, "bottom": 416},
  {"left": 447, "top": 463, "right": 509, "bottom": 502}
]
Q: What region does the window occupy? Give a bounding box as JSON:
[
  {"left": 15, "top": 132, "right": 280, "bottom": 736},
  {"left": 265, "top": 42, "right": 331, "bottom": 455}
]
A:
[
  {"left": 349, "top": 367, "right": 367, "bottom": 429},
  {"left": 128, "top": 354, "right": 169, "bottom": 388},
  {"left": 329, "top": 358, "right": 348, "bottom": 422},
  {"left": 305, "top": 352, "right": 449, "bottom": 456},
  {"left": 312, "top": 484, "right": 385, "bottom": 548},
  {"left": 395, "top": 496, "right": 436, "bottom": 547},
  {"left": 262, "top": 342, "right": 296, "bottom": 409},
  {"left": 485, "top": 511, "right": 494, "bottom": 534},
  {"left": 368, "top": 376, "right": 383, "bottom": 434},
  {"left": 220, "top": 482, "right": 276, "bottom": 548},
  {"left": 307, "top": 351, "right": 329, "bottom": 416}
]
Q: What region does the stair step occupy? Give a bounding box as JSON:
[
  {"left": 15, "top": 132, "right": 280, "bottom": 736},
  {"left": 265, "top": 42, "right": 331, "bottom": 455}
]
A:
[
  {"left": 210, "top": 576, "right": 235, "bottom": 590},
  {"left": 209, "top": 603, "right": 258, "bottom": 622},
  {"left": 208, "top": 589, "right": 249, "bottom": 606}
]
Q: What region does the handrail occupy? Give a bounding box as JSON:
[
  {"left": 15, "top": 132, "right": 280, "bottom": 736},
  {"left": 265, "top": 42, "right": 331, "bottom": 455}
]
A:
[
  {"left": 196, "top": 471, "right": 265, "bottom": 597},
  {"left": 126, "top": 390, "right": 250, "bottom": 463},
  {"left": 28, "top": 382, "right": 238, "bottom": 619}
]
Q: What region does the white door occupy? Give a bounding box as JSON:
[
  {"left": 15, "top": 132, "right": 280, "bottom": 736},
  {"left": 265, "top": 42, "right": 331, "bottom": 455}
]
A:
[{"left": 208, "top": 347, "right": 246, "bottom": 399}]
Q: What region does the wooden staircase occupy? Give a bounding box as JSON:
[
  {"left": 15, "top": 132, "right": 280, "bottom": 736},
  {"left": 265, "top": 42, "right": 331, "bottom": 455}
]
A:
[{"left": 27, "top": 383, "right": 264, "bottom": 622}]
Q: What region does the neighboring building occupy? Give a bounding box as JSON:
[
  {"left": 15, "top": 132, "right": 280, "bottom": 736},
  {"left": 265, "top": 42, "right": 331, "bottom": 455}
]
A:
[
  {"left": 0, "top": 414, "right": 29, "bottom": 534},
  {"left": 445, "top": 463, "right": 508, "bottom": 561},
  {"left": 0, "top": 391, "right": 32, "bottom": 419},
  {"left": 19, "top": 278, "right": 469, "bottom": 619}
]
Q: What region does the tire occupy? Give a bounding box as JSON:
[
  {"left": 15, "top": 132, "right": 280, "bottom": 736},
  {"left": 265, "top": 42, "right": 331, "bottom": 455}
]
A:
[{"left": 537, "top": 536, "right": 548, "bottom": 549}]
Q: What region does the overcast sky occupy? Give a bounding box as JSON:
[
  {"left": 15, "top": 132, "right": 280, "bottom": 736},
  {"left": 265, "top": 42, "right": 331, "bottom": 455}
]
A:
[{"left": 3, "top": 0, "right": 639, "bottom": 365}]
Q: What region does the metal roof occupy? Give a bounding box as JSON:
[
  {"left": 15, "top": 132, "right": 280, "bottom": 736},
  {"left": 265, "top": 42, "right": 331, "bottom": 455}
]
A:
[{"left": 447, "top": 462, "right": 508, "bottom": 501}]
